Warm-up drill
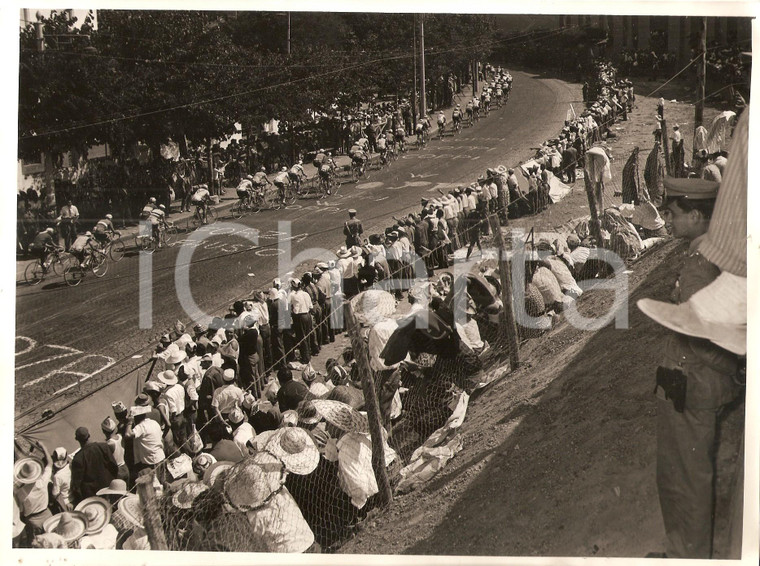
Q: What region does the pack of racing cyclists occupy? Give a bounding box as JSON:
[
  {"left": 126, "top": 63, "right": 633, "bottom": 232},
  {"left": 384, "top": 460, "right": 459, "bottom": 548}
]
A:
[{"left": 27, "top": 65, "right": 513, "bottom": 271}]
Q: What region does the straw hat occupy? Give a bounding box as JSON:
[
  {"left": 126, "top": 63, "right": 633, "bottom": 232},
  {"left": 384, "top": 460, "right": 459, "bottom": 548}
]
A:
[
  {"left": 223, "top": 452, "right": 285, "bottom": 511},
  {"left": 265, "top": 428, "right": 320, "bottom": 475},
  {"left": 312, "top": 399, "right": 369, "bottom": 433},
  {"left": 156, "top": 370, "right": 178, "bottom": 386},
  {"left": 96, "top": 478, "right": 128, "bottom": 497},
  {"left": 43, "top": 511, "right": 88, "bottom": 543},
  {"left": 203, "top": 460, "right": 234, "bottom": 486},
  {"left": 632, "top": 201, "right": 665, "bottom": 231},
  {"left": 297, "top": 399, "right": 321, "bottom": 425},
  {"left": 14, "top": 458, "right": 43, "bottom": 484},
  {"left": 117, "top": 494, "right": 144, "bottom": 529},
  {"left": 75, "top": 497, "right": 111, "bottom": 535},
  {"left": 350, "top": 246, "right": 362, "bottom": 258},
  {"left": 171, "top": 481, "right": 209, "bottom": 510},
  {"left": 337, "top": 246, "right": 350, "bottom": 258},
  {"left": 350, "top": 290, "right": 397, "bottom": 325},
  {"left": 164, "top": 347, "right": 187, "bottom": 365},
  {"left": 228, "top": 406, "right": 245, "bottom": 425},
  {"left": 637, "top": 271, "right": 746, "bottom": 355},
  {"left": 192, "top": 453, "right": 217, "bottom": 476},
  {"left": 52, "top": 447, "right": 68, "bottom": 470}
]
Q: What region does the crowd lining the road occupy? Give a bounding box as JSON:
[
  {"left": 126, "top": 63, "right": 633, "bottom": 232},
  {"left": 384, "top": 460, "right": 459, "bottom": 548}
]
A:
[{"left": 14, "top": 59, "right": 688, "bottom": 553}]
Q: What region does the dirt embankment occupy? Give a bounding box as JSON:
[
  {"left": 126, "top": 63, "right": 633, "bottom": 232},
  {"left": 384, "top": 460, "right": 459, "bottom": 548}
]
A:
[{"left": 338, "top": 77, "right": 744, "bottom": 558}]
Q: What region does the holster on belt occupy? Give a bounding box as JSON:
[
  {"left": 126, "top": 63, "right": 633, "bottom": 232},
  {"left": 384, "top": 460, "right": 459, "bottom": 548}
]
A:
[{"left": 655, "top": 366, "right": 687, "bottom": 413}]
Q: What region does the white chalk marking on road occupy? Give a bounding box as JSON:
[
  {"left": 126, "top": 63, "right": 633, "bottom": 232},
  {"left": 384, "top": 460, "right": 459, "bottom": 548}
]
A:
[
  {"left": 410, "top": 173, "right": 438, "bottom": 179},
  {"left": 356, "top": 181, "right": 383, "bottom": 189},
  {"left": 373, "top": 196, "right": 390, "bottom": 202},
  {"left": 131, "top": 355, "right": 143, "bottom": 359},
  {"left": 50, "top": 355, "right": 117, "bottom": 395},
  {"left": 15, "top": 344, "right": 82, "bottom": 371},
  {"left": 427, "top": 183, "right": 459, "bottom": 193},
  {"left": 256, "top": 248, "right": 285, "bottom": 257},
  {"left": 15, "top": 336, "right": 37, "bottom": 356}
]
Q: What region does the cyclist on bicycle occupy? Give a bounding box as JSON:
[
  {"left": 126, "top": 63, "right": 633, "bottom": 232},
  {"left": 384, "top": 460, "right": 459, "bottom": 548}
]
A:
[
  {"left": 28, "top": 227, "right": 60, "bottom": 272},
  {"left": 273, "top": 167, "right": 291, "bottom": 203},
  {"left": 69, "top": 231, "right": 97, "bottom": 266},
  {"left": 140, "top": 197, "right": 156, "bottom": 221},
  {"left": 415, "top": 116, "right": 429, "bottom": 146},
  {"left": 237, "top": 175, "right": 255, "bottom": 207},
  {"left": 472, "top": 97, "right": 481, "bottom": 120},
  {"left": 191, "top": 185, "right": 212, "bottom": 225},
  {"left": 394, "top": 125, "right": 406, "bottom": 152},
  {"left": 318, "top": 154, "right": 337, "bottom": 195},
  {"left": 376, "top": 133, "right": 388, "bottom": 163},
  {"left": 349, "top": 143, "right": 369, "bottom": 177},
  {"left": 149, "top": 204, "right": 167, "bottom": 246},
  {"left": 288, "top": 160, "right": 307, "bottom": 191},
  {"left": 313, "top": 149, "right": 327, "bottom": 169},
  {"left": 92, "top": 214, "right": 116, "bottom": 247},
  {"left": 465, "top": 100, "right": 474, "bottom": 124},
  {"left": 495, "top": 86, "right": 503, "bottom": 105},
  {"left": 437, "top": 111, "right": 447, "bottom": 136},
  {"left": 452, "top": 105, "right": 462, "bottom": 130},
  {"left": 482, "top": 90, "right": 491, "bottom": 114},
  {"left": 355, "top": 137, "right": 369, "bottom": 152}
]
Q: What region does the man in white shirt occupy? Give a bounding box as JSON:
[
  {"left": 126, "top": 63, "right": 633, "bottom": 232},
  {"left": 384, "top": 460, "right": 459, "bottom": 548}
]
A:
[
  {"left": 50, "top": 447, "right": 72, "bottom": 512},
  {"left": 59, "top": 198, "right": 80, "bottom": 250},
  {"left": 228, "top": 407, "right": 256, "bottom": 454},
  {"left": 125, "top": 406, "right": 165, "bottom": 475},
  {"left": 212, "top": 368, "right": 245, "bottom": 420},
  {"left": 289, "top": 279, "right": 314, "bottom": 363},
  {"left": 157, "top": 370, "right": 188, "bottom": 448}
]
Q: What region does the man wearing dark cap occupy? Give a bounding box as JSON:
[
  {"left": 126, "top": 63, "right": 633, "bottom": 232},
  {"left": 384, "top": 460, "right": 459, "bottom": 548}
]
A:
[
  {"left": 70, "top": 426, "right": 118, "bottom": 505},
  {"left": 652, "top": 176, "right": 742, "bottom": 558},
  {"left": 276, "top": 367, "right": 314, "bottom": 412},
  {"left": 344, "top": 209, "right": 363, "bottom": 248}
]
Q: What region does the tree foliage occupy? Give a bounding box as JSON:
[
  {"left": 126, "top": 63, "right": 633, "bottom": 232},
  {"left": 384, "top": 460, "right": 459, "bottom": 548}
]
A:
[{"left": 18, "top": 11, "right": 497, "bottom": 159}]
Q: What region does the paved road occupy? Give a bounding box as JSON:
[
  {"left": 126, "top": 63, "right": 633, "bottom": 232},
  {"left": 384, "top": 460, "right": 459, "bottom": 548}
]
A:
[{"left": 15, "top": 70, "right": 577, "bottom": 423}]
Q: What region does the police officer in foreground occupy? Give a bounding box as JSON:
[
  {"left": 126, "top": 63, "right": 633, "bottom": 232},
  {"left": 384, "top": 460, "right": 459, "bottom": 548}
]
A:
[{"left": 648, "top": 176, "right": 743, "bottom": 558}]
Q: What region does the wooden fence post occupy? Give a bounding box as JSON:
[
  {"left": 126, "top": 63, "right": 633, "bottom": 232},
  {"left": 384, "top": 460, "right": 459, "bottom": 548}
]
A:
[
  {"left": 344, "top": 303, "right": 393, "bottom": 506},
  {"left": 661, "top": 118, "right": 672, "bottom": 177},
  {"left": 487, "top": 214, "right": 520, "bottom": 370},
  {"left": 583, "top": 168, "right": 604, "bottom": 247},
  {"left": 136, "top": 471, "right": 169, "bottom": 550}
]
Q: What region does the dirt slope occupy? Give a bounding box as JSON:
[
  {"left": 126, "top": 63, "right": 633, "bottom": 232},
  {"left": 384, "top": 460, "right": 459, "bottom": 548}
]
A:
[{"left": 338, "top": 78, "right": 745, "bottom": 558}]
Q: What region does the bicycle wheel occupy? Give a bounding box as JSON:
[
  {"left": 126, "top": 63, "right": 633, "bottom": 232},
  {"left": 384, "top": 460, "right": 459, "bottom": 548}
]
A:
[
  {"left": 250, "top": 195, "right": 264, "bottom": 213},
  {"left": 231, "top": 200, "right": 245, "bottom": 219},
  {"left": 283, "top": 186, "right": 297, "bottom": 206},
  {"left": 165, "top": 223, "right": 178, "bottom": 244},
  {"left": 64, "top": 265, "right": 85, "bottom": 287},
  {"left": 141, "top": 234, "right": 157, "bottom": 254},
  {"left": 263, "top": 189, "right": 280, "bottom": 210},
  {"left": 190, "top": 213, "right": 203, "bottom": 231},
  {"left": 24, "top": 262, "right": 45, "bottom": 286},
  {"left": 206, "top": 208, "right": 218, "bottom": 224},
  {"left": 51, "top": 252, "right": 72, "bottom": 276},
  {"left": 91, "top": 251, "right": 109, "bottom": 278},
  {"left": 108, "top": 239, "right": 126, "bottom": 262}
]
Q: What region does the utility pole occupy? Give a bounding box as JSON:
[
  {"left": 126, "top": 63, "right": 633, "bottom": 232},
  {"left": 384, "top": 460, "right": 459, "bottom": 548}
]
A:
[
  {"left": 695, "top": 17, "right": 707, "bottom": 128},
  {"left": 412, "top": 18, "right": 418, "bottom": 129},
  {"left": 287, "top": 12, "right": 291, "bottom": 56},
  {"left": 472, "top": 60, "right": 478, "bottom": 96},
  {"left": 34, "top": 20, "right": 45, "bottom": 52},
  {"left": 419, "top": 14, "right": 427, "bottom": 118}
]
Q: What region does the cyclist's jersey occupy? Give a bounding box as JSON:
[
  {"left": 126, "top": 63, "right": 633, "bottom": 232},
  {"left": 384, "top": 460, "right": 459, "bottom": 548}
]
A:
[
  {"left": 395, "top": 127, "right": 405, "bottom": 138},
  {"left": 70, "top": 234, "right": 93, "bottom": 254},
  {"left": 252, "top": 172, "right": 268, "bottom": 185},
  {"left": 140, "top": 204, "right": 155, "bottom": 219},
  {"left": 415, "top": 122, "right": 424, "bottom": 133},
  {"left": 376, "top": 137, "right": 387, "bottom": 150},
  {"left": 437, "top": 115, "right": 446, "bottom": 126},
  {"left": 349, "top": 144, "right": 363, "bottom": 156},
  {"left": 496, "top": 88, "right": 503, "bottom": 96},
  {"left": 472, "top": 99, "right": 480, "bottom": 109},
  {"left": 313, "top": 153, "right": 327, "bottom": 166},
  {"left": 422, "top": 118, "right": 431, "bottom": 129},
  {"left": 149, "top": 208, "right": 166, "bottom": 225},
  {"left": 93, "top": 218, "right": 114, "bottom": 234},
  {"left": 319, "top": 161, "right": 335, "bottom": 174},
  {"left": 356, "top": 138, "right": 369, "bottom": 150},
  {"left": 452, "top": 110, "right": 461, "bottom": 120},
  {"left": 466, "top": 103, "right": 473, "bottom": 113},
  {"left": 237, "top": 179, "right": 254, "bottom": 193},
  {"left": 484, "top": 94, "right": 491, "bottom": 103},
  {"left": 274, "top": 172, "right": 289, "bottom": 185},
  {"left": 289, "top": 164, "right": 305, "bottom": 176},
  {"left": 30, "top": 231, "right": 55, "bottom": 252},
  {"left": 192, "top": 188, "right": 210, "bottom": 203}
]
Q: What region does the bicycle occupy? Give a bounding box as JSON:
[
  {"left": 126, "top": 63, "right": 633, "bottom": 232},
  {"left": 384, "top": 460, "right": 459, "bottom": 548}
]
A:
[
  {"left": 453, "top": 119, "right": 462, "bottom": 135},
  {"left": 190, "top": 205, "right": 218, "bottom": 230},
  {"left": 350, "top": 160, "right": 371, "bottom": 183},
  {"left": 24, "top": 247, "right": 73, "bottom": 286},
  {"left": 277, "top": 183, "right": 297, "bottom": 207},
  {"left": 318, "top": 171, "right": 341, "bottom": 197},
  {"left": 63, "top": 247, "right": 109, "bottom": 287},
  {"left": 415, "top": 132, "right": 427, "bottom": 150},
  {"left": 232, "top": 194, "right": 256, "bottom": 218}
]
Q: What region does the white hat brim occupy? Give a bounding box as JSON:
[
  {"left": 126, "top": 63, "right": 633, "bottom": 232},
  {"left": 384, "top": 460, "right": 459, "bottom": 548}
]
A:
[{"left": 637, "top": 299, "right": 746, "bottom": 355}]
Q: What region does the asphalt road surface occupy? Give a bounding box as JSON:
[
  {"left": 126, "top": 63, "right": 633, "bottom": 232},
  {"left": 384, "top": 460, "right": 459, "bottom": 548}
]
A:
[{"left": 15, "top": 70, "right": 576, "bottom": 423}]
